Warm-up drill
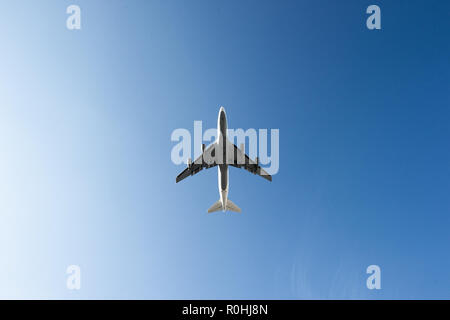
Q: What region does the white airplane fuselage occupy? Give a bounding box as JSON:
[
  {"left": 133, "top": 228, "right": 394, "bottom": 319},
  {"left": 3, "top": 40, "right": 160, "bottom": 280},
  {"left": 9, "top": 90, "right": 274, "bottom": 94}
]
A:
[{"left": 217, "top": 107, "right": 228, "bottom": 211}]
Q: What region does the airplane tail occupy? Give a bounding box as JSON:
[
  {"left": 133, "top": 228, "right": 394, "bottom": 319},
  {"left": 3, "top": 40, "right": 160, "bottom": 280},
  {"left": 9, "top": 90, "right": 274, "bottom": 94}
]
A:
[{"left": 207, "top": 199, "right": 241, "bottom": 213}]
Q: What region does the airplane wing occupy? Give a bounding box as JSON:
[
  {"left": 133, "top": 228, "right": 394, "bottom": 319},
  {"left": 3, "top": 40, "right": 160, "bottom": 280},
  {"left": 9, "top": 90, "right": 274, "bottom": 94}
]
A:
[
  {"left": 176, "top": 143, "right": 217, "bottom": 183},
  {"left": 228, "top": 141, "right": 272, "bottom": 182}
]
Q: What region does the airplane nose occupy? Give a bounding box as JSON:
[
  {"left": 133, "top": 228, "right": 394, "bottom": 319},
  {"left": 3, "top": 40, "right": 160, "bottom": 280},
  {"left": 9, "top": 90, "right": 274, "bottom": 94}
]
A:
[{"left": 219, "top": 106, "right": 225, "bottom": 113}]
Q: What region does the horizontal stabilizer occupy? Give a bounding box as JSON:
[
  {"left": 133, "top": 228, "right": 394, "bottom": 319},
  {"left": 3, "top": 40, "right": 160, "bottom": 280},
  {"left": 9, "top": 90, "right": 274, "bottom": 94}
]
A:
[
  {"left": 207, "top": 200, "right": 222, "bottom": 213},
  {"left": 225, "top": 199, "right": 241, "bottom": 213}
]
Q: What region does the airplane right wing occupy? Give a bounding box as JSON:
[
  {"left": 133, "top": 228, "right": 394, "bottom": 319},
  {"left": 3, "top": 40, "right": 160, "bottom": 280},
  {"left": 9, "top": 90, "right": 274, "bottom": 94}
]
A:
[
  {"left": 176, "top": 143, "right": 217, "bottom": 183},
  {"left": 228, "top": 141, "right": 272, "bottom": 182}
]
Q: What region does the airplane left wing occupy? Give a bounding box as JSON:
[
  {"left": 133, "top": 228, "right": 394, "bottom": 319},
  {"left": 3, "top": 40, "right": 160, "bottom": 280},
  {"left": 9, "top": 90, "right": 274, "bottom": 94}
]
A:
[{"left": 176, "top": 143, "right": 217, "bottom": 183}]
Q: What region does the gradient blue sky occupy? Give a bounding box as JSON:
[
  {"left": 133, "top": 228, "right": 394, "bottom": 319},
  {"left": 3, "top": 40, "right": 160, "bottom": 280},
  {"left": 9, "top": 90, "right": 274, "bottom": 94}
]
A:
[{"left": 0, "top": 0, "right": 449, "bottom": 299}]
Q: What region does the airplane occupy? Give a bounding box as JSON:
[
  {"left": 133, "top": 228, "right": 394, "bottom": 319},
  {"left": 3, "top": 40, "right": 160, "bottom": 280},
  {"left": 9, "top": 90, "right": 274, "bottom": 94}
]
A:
[{"left": 176, "top": 106, "right": 272, "bottom": 213}]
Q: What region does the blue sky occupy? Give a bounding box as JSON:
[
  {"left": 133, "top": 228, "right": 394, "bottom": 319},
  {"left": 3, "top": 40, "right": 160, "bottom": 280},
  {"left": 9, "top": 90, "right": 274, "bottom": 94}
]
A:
[{"left": 0, "top": 0, "right": 449, "bottom": 299}]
